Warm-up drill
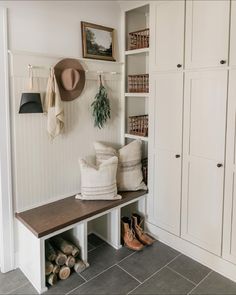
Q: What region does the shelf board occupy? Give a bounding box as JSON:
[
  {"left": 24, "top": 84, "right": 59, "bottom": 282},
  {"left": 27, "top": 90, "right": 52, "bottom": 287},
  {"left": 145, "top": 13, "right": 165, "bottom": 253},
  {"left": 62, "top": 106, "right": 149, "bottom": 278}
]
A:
[
  {"left": 125, "top": 93, "right": 149, "bottom": 97},
  {"left": 125, "top": 133, "right": 148, "bottom": 142},
  {"left": 125, "top": 48, "right": 149, "bottom": 56}
]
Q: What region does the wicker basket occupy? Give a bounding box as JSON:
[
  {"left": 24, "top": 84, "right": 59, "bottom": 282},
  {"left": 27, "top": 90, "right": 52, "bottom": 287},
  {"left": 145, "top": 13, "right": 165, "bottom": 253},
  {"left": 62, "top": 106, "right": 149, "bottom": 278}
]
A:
[
  {"left": 129, "top": 115, "right": 148, "bottom": 137},
  {"left": 129, "top": 28, "right": 149, "bottom": 50},
  {"left": 128, "top": 74, "right": 149, "bottom": 93}
]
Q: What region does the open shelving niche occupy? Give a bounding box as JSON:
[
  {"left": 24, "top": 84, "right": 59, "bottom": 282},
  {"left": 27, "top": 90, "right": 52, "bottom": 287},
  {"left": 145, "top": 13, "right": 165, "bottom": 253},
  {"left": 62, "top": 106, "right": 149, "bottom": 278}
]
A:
[{"left": 122, "top": 3, "right": 150, "bottom": 181}]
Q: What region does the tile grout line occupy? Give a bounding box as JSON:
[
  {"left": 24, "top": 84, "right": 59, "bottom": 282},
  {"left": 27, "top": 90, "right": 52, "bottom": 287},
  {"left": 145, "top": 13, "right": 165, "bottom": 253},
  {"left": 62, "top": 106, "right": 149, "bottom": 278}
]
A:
[
  {"left": 79, "top": 273, "right": 88, "bottom": 282},
  {"left": 118, "top": 250, "right": 136, "bottom": 264},
  {"left": 187, "top": 270, "right": 213, "bottom": 295},
  {"left": 66, "top": 251, "right": 136, "bottom": 295},
  {"left": 127, "top": 253, "right": 182, "bottom": 294},
  {"left": 116, "top": 264, "right": 142, "bottom": 284},
  {"left": 5, "top": 281, "right": 30, "bottom": 295},
  {"left": 88, "top": 242, "right": 106, "bottom": 253},
  {"left": 166, "top": 266, "right": 197, "bottom": 286},
  {"left": 66, "top": 264, "right": 116, "bottom": 295}
]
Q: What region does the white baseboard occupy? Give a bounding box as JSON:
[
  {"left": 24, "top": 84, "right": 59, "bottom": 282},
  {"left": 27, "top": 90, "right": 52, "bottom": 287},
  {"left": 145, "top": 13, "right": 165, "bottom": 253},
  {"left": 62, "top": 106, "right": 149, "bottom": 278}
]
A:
[
  {"left": 146, "top": 221, "right": 236, "bottom": 283},
  {"left": 14, "top": 251, "right": 19, "bottom": 269}
]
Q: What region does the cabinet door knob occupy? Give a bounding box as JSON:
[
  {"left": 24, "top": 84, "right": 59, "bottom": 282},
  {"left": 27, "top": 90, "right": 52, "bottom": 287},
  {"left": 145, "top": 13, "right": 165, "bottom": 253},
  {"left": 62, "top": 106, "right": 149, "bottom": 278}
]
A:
[
  {"left": 177, "top": 64, "right": 182, "bottom": 68},
  {"left": 175, "top": 154, "right": 181, "bottom": 158},
  {"left": 217, "top": 163, "right": 223, "bottom": 168},
  {"left": 220, "top": 60, "right": 226, "bottom": 64}
]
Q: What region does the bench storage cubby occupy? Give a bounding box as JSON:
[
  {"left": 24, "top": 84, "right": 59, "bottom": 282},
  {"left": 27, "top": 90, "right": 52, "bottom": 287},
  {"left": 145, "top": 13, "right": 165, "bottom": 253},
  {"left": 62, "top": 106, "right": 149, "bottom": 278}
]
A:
[{"left": 16, "top": 190, "right": 147, "bottom": 293}]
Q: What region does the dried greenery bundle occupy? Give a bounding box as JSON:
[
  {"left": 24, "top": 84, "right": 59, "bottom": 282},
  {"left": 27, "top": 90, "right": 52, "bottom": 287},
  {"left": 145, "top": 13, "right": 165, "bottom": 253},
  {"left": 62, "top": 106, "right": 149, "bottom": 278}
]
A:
[{"left": 91, "top": 75, "right": 111, "bottom": 129}]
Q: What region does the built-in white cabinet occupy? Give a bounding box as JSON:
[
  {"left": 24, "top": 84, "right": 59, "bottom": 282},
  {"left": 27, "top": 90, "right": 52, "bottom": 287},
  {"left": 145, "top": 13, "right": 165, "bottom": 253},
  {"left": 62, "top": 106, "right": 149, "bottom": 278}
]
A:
[
  {"left": 146, "top": 0, "right": 236, "bottom": 282},
  {"left": 152, "top": 72, "right": 183, "bottom": 235},
  {"left": 181, "top": 70, "right": 228, "bottom": 255},
  {"left": 185, "top": 0, "right": 230, "bottom": 69},
  {"left": 223, "top": 70, "right": 236, "bottom": 264},
  {"left": 230, "top": 1, "right": 236, "bottom": 66},
  {"left": 150, "top": 0, "right": 185, "bottom": 71}
]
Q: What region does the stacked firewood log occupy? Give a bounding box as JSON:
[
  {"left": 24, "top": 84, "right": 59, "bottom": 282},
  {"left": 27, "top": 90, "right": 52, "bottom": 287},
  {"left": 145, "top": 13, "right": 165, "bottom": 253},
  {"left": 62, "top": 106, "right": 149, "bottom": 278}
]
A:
[{"left": 45, "top": 236, "right": 87, "bottom": 286}]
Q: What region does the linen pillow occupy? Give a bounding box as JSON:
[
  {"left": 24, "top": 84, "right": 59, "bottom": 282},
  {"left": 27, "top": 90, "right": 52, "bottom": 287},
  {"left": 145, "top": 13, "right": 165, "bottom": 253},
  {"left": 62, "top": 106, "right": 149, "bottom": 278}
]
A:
[
  {"left": 76, "top": 156, "right": 121, "bottom": 200},
  {"left": 94, "top": 140, "right": 147, "bottom": 191}
]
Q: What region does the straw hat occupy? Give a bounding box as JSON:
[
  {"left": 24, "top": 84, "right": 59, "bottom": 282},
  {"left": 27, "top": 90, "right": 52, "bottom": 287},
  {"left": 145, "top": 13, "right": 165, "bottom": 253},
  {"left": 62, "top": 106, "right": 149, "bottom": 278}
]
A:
[{"left": 54, "top": 58, "right": 85, "bottom": 101}]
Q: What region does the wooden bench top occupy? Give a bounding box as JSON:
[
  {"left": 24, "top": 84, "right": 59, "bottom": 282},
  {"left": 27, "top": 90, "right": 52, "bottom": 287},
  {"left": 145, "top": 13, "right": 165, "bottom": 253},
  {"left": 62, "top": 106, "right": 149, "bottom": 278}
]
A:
[{"left": 15, "top": 191, "right": 147, "bottom": 238}]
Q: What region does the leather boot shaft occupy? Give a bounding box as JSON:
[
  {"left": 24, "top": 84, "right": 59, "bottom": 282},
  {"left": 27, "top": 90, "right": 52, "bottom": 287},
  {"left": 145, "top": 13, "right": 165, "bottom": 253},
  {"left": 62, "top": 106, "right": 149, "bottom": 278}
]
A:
[
  {"left": 132, "top": 213, "right": 155, "bottom": 246},
  {"left": 121, "top": 217, "right": 144, "bottom": 251}
]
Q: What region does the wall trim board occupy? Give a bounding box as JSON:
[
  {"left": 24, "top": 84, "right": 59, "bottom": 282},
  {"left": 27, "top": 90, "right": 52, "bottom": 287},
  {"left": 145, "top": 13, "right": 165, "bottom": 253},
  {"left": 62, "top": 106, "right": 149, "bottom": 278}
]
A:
[
  {"left": 8, "top": 50, "right": 124, "bottom": 65},
  {"left": 146, "top": 221, "right": 236, "bottom": 283},
  {"left": 0, "top": 7, "right": 15, "bottom": 272},
  {"left": 8, "top": 50, "right": 123, "bottom": 81}
]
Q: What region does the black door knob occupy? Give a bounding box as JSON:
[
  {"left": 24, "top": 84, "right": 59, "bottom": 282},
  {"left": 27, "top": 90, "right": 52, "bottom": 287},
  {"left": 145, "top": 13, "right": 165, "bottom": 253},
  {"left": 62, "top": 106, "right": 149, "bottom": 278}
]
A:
[
  {"left": 220, "top": 60, "right": 226, "bottom": 64},
  {"left": 175, "top": 154, "right": 181, "bottom": 158},
  {"left": 217, "top": 163, "right": 223, "bottom": 168},
  {"left": 177, "top": 64, "right": 182, "bottom": 68}
]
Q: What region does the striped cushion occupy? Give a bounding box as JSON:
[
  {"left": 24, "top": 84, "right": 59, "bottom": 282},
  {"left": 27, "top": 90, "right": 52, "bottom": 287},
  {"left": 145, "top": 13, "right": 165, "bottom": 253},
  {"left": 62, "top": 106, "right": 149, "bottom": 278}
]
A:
[
  {"left": 76, "top": 156, "right": 121, "bottom": 200},
  {"left": 94, "top": 140, "right": 147, "bottom": 191}
]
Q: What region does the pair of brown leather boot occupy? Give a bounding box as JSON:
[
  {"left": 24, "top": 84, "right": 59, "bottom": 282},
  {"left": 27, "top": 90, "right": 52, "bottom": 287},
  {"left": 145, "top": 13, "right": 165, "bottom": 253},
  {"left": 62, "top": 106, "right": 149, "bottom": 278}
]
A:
[{"left": 121, "top": 213, "right": 155, "bottom": 251}]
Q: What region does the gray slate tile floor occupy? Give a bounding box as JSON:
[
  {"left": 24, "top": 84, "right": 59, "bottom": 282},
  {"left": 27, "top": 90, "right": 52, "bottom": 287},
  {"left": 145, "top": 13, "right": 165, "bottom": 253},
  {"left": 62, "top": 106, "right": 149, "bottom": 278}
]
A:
[{"left": 1, "top": 234, "right": 236, "bottom": 295}]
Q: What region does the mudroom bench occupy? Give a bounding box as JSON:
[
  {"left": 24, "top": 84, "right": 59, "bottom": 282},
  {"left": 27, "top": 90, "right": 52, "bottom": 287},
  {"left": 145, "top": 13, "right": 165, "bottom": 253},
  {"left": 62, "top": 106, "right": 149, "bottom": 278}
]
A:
[{"left": 15, "top": 190, "right": 147, "bottom": 294}]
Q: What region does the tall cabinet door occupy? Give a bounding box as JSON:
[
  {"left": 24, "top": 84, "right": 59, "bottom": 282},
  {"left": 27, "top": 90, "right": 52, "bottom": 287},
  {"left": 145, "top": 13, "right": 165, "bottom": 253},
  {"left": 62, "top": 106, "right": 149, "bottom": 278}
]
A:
[
  {"left": 223, "top": 70, "right": 236, "bottom": 264},
  {"left": 185, "top": 0, "right": 230, "bottom": 69},
  {"left": 182, "top": 70, "right": 228, "bottom": 255},
  {"left": 150, "top": 0, "right": 185, "bottom": 71},
  {"left": 151, "top": 72, "right": 183, "bottom": 235}
]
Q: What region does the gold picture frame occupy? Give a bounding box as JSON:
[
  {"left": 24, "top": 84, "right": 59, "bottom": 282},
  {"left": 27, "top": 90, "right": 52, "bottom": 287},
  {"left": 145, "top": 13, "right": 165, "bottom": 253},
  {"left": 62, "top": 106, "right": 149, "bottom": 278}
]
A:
[{"left": 81, "top": 21, "right": 115, "bottom": 61}]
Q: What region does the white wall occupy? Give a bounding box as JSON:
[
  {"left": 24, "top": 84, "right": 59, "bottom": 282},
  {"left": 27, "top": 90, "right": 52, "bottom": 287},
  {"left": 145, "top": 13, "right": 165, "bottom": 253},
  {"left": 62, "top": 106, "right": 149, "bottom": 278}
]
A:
[
  {"left": 1, "top": 1, "right": 121, "bottom": 60},
  {"left": 0, "top": 1, "right": 123, "bottom": 212}
]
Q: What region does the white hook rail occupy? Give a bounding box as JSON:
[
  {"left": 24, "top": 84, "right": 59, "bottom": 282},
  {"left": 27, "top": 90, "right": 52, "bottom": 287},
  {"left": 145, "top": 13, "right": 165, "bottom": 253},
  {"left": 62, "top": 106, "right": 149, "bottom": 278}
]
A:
[
  {"left": 27, "top": 64, "right": 121, "bottom": 75},
  {"left": 85, "top": 70, "right": 120, "bottom": 75}
]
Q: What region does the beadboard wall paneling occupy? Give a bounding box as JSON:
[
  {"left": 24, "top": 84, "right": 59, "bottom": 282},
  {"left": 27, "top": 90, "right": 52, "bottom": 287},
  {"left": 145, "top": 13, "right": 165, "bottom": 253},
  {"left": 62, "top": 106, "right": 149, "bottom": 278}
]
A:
[{"left": 10, "top": 52, "right": 123, "bottom": 212}]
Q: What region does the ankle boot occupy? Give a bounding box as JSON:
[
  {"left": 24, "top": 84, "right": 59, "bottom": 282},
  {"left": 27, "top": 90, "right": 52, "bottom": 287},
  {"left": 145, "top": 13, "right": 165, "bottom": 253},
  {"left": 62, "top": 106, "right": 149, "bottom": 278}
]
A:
[
  {"left": 121, "top": 217, "right": 144, "bottom": 251},
  {"left": 132, "top": 213, "right": 155, "bottom": 246}
]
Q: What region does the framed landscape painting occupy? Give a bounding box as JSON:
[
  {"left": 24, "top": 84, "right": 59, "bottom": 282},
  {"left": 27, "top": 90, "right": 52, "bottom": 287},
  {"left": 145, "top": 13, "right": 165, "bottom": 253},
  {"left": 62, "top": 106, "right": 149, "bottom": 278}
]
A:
[{"left": 81, "top": 22, "right": 115, "bottom": 61}]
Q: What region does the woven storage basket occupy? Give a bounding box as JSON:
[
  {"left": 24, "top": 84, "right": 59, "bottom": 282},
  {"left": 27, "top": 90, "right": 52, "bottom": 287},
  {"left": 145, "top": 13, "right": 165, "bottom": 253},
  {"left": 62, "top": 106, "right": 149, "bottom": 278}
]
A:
[
  {"left": 129, "top": 28, "right": 149, "bottom": 50},
  {"left": 129, "top": 115, "right": 148, "bottom": 137},
  {"left": 128, "top": 74, "right": 149, "bottom": 93}
]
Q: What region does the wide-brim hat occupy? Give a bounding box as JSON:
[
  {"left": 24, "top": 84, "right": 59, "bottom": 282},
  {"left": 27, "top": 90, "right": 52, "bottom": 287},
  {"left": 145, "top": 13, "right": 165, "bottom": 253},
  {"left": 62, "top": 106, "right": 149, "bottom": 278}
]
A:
[{"left": 54, "top": 58, "right": 85, "bottom": 101}]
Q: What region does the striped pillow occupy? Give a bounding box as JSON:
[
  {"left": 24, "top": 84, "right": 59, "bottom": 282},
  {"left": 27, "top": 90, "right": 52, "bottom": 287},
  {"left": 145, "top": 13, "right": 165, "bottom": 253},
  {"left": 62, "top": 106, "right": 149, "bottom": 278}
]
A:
[
  {"left": 94, "top": 140, "right": 147, "bottom": 191},
  {"left": 76, "top": 156, "right": 121, "bottom": 200}
]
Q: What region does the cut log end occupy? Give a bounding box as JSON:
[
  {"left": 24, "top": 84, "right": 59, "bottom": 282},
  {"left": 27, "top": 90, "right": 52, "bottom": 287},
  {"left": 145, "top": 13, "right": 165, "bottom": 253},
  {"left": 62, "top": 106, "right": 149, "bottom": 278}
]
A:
[
  {"left": 55, "top": 250, "right": 67, "bottom": 266},
  {"left": 59, "top": 266, "right": 71, "bottom": 280},
  {"left": 47, "top": 273, "right": 57, "bottom": 286},
  {"left": 52, "top": 264, "right": 60, "bottom": 274},
  {"left": 66, "top": 255, "right": 76, "bottom": 268},
  {"left": 74, "top": 260, "right": 87, "bottom": 274}
]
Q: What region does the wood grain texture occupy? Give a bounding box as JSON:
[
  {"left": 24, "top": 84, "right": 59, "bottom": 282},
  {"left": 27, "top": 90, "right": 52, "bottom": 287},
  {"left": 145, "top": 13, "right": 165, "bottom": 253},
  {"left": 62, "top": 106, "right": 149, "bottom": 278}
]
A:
[{"left": 15, "top": 190, "right": 147, "bottom": 238}]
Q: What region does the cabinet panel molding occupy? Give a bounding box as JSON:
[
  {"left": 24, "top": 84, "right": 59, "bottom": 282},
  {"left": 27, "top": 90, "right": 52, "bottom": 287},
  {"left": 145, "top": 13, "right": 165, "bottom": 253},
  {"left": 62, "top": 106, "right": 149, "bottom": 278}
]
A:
[
  {"left": 182, "top": 70, "right": 228, "bottom": 255},
  {"left": 150, "top": 0, "right": 185, "bottom": 71},
  {"left": 230, "top": 1, "right": 236, "bottom": 66},
  {"left": 223, "top": 70, "right": 236, "bottom": 264},
  {"left": 149, "top": 72, "right": 183, "bottom": 235},
  {"left": 185, "top": 0, "right": 230, "bottom": 69}
]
